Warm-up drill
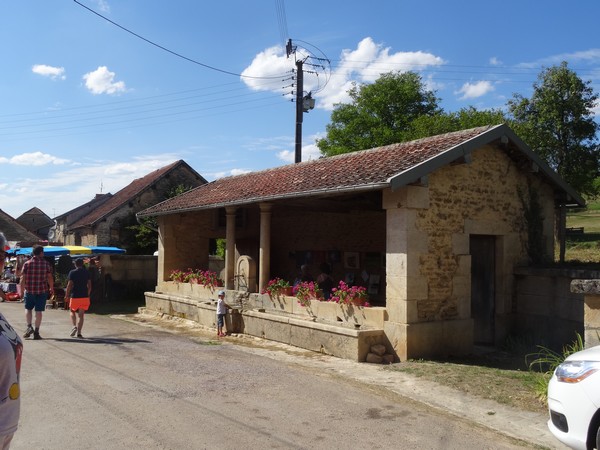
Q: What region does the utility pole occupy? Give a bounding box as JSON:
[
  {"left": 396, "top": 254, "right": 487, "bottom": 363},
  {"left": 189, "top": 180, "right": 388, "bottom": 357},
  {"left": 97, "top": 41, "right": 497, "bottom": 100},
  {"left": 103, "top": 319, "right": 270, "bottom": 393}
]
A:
[
  {"left": 294, "top": 58, "right": 304, "bottom": 164},
  {"left": 287, "top": 39, "right": 315, "bottom": 164}
]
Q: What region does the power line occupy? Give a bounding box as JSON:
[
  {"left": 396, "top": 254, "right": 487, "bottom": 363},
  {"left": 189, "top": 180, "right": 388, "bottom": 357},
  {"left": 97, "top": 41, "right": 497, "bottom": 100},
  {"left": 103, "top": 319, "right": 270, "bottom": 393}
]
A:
[
  {"left": 73, "top": 0, "right": 290, "bottom": 80},
  {"left": 275, "top": 0, "right": 289, "bottom": 48}
]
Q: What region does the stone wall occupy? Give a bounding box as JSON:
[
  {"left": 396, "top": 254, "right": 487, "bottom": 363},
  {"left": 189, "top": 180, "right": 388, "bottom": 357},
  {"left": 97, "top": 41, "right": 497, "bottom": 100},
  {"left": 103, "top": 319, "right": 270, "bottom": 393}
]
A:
[
  {"left": 571, "top": 278, "right": 600, "bottom": 348},
  {"left": 99, "top": 254, "right": 158, "bottom": 301},
  {"left": 514, "top": 267, "right": 589, "bottom": 350},
  {"left": 383, "top": 145, "right": 556, "bottom": 360}
]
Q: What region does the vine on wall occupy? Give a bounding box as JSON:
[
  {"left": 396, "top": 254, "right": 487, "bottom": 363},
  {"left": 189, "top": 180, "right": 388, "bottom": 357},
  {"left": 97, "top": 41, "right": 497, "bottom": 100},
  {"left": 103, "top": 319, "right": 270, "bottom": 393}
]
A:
[{"left": 518, "top": 184, "right": 545, "bottom": 264}]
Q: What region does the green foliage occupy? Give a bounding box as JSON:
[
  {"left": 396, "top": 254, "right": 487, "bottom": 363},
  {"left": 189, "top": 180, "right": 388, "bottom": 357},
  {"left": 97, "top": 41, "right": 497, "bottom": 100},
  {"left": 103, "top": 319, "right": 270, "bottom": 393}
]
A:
[
  {"left": 405, "top": 107, "right": 507, "bottom": 140},
  {"left": 215, "top": 238, "right": 226, "bottom": 258},
  {"left": 508, "top": 62, "right": 600, "bottom": 196},
  {"left": 526, "top": 333, "right": 584, "bottom": 401},
  {"left": 317, "top": 72, "right": 441, "bottom": 156},
  {"left": 518, "top": 184, "right": 546, "bottom": 264}
]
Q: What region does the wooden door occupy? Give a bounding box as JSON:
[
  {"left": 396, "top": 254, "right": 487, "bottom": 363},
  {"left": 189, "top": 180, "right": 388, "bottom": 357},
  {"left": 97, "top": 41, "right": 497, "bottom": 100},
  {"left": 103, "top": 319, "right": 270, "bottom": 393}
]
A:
[{"left": 470, "top": 235, "right": 496, "bottom": 345}]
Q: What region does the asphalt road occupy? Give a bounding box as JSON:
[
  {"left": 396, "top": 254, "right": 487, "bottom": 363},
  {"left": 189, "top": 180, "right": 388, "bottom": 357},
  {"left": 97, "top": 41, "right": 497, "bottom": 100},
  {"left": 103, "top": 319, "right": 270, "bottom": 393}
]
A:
[{"left": 1, "top": 302, "right": 534, "bottom": 450}]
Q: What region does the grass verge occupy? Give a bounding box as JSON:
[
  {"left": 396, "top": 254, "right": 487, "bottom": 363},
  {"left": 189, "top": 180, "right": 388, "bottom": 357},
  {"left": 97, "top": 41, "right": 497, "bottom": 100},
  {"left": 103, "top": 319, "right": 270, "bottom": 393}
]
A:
[{"left": 386, "top": 353, "right": 548, "bottom": 413}]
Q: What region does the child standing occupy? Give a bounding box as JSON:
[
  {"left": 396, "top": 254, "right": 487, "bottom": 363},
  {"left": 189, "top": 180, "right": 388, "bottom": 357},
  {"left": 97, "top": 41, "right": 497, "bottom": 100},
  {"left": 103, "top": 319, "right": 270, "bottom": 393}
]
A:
[{"left": 216, "top": 290, "right": 229, "bottom": 337}]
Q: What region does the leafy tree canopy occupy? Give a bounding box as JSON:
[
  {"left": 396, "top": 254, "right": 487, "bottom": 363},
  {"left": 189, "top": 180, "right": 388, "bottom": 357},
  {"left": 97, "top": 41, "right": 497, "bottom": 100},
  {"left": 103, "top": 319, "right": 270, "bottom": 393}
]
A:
[
  {"left": 508, "top": 62, "right": 600, "bottom": 196},
  {"left": 317, "top": 72, "right": 441, "bottom": 156}
]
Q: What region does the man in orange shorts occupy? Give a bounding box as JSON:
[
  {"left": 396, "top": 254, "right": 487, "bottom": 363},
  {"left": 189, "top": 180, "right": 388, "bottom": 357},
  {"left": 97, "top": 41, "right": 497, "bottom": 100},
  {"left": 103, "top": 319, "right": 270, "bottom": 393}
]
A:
[{"left": 65, "top": 258, "right": 91, "bottom": 338}]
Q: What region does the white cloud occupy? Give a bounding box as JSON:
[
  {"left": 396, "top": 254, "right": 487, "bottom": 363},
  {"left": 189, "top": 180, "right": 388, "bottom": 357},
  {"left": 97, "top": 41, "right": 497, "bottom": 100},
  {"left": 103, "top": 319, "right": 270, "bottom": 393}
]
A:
[
  {"left": 213, "top": 168, "right": 252, "bottom": 178},
  {"left": 489, "top": 57, "right": 502, "bottom": 66},
  {"left": 0, "top": 154, "right": 180, "bottom": 219},
  {"left": 277, "top": 133, "right": 323, "bottom": 163},
  {"left": 32, "top": 64, "right": 66, "bottom": 80},
  {"left": 518, "top": 48, "right": 600, "bottom": 68},
  {"left": 93, "top": 0, "right": 110, "bottom": 13},
  {"left": 83, "top": 66, "right": 126, "bottom": 95},
  {"left": 456, "top": 80, "right": 495, "bottom": 100},
  {"left": 0, "top": 152, "right": 70, "bottom": 166},
  {"left": 241, "top": 37, "right": 445, "bottom": 111},
  {"left": 592, "top": 99, "right": 600, "bottom": 117}
]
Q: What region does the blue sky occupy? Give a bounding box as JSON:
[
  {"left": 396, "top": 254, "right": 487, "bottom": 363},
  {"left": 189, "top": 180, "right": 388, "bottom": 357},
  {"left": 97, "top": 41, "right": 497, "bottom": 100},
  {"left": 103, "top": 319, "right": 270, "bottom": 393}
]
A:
[{"left": 1, "top": 0, "right": 599, "bottom": 219}]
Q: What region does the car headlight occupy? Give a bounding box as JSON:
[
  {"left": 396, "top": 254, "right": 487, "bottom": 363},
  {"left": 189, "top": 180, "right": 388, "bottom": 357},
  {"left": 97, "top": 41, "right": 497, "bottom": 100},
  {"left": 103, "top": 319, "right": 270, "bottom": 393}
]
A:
[{"left": 555, "top": 361, "right": 600, "bottom": 383}]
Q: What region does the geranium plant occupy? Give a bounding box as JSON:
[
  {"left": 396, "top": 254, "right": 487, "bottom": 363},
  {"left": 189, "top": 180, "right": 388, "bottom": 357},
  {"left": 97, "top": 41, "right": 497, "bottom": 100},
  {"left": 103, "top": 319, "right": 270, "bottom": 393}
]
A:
[
  {"left": 262, "top": 277, "right": 291, "bottom": 297},
  {"left": 169, "top": 268, "right": 223, "bottom": 290},
  {"left": 294, "top": 281, "right": 322, "bottom": 307},
  {"left": 169, "top": 268, "right": 188, "bottom": 283},
  {"left": 330, "top": 281, "right": 370, "bottom": 306}
]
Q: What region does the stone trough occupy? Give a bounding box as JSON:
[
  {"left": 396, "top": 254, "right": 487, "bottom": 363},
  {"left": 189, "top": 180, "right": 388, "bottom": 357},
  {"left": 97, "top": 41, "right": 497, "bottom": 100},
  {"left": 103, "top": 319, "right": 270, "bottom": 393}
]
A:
[{"left": 143, "top": 282, "right": 391, "bottom": 361}]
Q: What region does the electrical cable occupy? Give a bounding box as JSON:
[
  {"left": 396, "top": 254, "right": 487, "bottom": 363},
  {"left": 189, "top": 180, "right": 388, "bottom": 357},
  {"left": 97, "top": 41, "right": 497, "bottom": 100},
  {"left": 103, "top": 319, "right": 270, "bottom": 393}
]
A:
[{"left": 73, "top": 0, "right": 290, "bottom": 80}]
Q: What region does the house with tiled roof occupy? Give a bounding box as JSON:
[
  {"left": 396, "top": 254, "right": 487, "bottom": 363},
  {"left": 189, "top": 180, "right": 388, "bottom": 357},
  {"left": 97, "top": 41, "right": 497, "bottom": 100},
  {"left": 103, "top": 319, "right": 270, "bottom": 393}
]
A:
[
  {"left": 0, "top": 209, "right": 41, "bottom": 246},
  {"left": 62, "top": 160, "right": 207, "bottom": 251},
  {"left": 16, "top": 207, "right": 54, "bottom": 240},
  {"left": 54, "top": 193, "right": 113, "bottom": 244},
  {"left": 139, "top": 125, "right": 585, "bottom": 361}
]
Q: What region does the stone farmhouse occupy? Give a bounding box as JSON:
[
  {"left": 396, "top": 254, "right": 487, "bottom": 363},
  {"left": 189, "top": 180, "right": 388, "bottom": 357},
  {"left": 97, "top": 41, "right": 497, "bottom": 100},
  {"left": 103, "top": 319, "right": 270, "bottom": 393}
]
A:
[
  {"left": 138, "top": 125, "right": 585, "bottom": 361},
  {"left": 57, "top": 160, "right": 206, "bottom": 250}
]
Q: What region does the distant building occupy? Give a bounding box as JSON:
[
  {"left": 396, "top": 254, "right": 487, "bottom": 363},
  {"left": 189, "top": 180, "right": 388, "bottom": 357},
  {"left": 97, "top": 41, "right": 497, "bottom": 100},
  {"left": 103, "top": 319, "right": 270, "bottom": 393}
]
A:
[
  {"left": 16, "top": 207, "right": 54, "bottom": 240},
  {"left": 59, "top": 160, "right": 207, "bottom": 251},
  {"left": 0, "top": 209, "right": 41, "bottom": 247}
]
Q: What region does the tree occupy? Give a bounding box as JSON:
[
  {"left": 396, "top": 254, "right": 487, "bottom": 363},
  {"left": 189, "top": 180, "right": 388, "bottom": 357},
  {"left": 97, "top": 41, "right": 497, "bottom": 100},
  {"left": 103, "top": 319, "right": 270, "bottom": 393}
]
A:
[
  {"left": 317, "top": 72, "right": 441, "bottom": 156},
  {"left": 405, "top": 107, "right": 507, "bottom": 141},
  {"left": 508, "top": 62, "right": 600, "bottom": 196}
]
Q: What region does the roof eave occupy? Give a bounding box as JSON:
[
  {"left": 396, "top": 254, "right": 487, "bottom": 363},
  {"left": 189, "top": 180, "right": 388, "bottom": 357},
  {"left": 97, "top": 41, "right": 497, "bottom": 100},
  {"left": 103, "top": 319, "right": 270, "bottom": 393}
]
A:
[{"left": 137, "top": 182, "right": 390, "bottom": 218}]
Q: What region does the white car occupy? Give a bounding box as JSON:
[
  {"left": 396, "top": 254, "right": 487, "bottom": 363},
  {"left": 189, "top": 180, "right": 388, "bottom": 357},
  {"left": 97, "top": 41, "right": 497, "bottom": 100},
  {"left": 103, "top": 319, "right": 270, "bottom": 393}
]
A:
[{"left": 548, "top": 345, "right": 600, "bottom": 450}]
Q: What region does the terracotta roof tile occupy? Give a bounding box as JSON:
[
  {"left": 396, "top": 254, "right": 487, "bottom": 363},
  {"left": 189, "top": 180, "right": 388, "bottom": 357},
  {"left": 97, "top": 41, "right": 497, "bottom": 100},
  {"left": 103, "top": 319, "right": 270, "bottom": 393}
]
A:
[
  {"left": 71, "top": 160, "right": 202, "bottom": 228},
  {"left": 0, "top": 209, "right": 42, "bottom": 242},
  {"left": 140, "top": 126, "right": 494, "bottom": 216}
]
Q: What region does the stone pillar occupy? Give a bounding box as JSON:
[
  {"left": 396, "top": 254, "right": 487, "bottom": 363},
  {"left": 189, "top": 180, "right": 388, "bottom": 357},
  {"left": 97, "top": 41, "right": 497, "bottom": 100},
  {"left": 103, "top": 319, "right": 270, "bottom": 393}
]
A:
[
  {"left": 571, "top": 279, "right": 600, "bottom": 348},
  {"left": 225, "top": 207, "right": 237, "bottom": 290},
  {"left": 258, "top": 203, "right": 272, "bottom": 293},
  {"left": 382, "top": 187, "right": 429, "bottom": 360}
]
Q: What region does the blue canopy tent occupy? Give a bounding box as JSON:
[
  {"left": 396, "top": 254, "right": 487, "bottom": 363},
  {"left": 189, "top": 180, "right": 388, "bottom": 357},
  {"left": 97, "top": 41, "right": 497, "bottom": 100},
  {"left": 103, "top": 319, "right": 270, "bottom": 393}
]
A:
[
  {"left": 9, "top": 246, "right": 70, "bottom": 256},
  {"left": 87, "top": 246, "right": 126, "bottom": 254},
  {"left": 6, "top": 246, "right": 126, "bottom": 257}
]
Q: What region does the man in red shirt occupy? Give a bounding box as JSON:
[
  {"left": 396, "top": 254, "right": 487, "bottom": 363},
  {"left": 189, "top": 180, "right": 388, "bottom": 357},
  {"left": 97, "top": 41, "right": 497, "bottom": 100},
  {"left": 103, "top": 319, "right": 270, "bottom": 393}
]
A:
[{"left": 20, "top": 246, "right": 54, "bottom": 340}]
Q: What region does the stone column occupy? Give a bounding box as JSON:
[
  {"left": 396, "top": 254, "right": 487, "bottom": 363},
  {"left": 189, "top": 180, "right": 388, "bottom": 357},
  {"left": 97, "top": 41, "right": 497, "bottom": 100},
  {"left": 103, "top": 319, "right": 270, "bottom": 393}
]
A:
[
  {"left": 258, "top": 203, "right": 272, "bottom": 293},
  {"left": 225, "top": 207, "right": 237, "bottom": 290}
]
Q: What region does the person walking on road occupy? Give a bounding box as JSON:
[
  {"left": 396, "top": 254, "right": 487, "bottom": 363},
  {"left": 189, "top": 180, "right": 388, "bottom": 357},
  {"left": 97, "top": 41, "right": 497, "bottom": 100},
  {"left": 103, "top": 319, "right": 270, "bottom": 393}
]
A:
[
  {"left": 20, "top": 245, "right": 53, "bottom": 340},
  {"left": 0, "top": 232, "right": 23, "bottom": 449},
  {"left": 65, "top": 258, "right": 91, "bottom": 339},
  {"left": 216, "top": 290, "right": 230, "bottom": 337}
]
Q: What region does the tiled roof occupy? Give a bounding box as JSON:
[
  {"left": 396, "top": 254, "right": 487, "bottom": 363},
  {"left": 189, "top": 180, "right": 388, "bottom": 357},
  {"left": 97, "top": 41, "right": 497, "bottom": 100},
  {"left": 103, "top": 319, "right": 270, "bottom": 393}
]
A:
[
  {"left": 71, "top": 160, "right": 204, "bottom": 229},
  {"left": 140, "top": 126, "right": 499, "bottom": 217},
  {"left": 55, "top": 193, "right": 112, "bottom": 221},
  {"left": 0, "top": 209, "right": 43, "bottom": 243}
]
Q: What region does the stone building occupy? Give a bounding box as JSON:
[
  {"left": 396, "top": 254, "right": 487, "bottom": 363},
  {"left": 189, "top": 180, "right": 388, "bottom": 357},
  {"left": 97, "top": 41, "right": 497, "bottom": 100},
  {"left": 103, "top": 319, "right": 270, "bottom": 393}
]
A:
[
  {"left": 138, "top": 125, "right": 584, "bottom": 361},
  {"left": 60, "top": 160, "right": 207, "bottom": 250},
  {"left": 16, "top": 207, "right": 54, "bottom": 240},
  {"left": 0, "top": 209, "right": 41, "bottom": 246}
]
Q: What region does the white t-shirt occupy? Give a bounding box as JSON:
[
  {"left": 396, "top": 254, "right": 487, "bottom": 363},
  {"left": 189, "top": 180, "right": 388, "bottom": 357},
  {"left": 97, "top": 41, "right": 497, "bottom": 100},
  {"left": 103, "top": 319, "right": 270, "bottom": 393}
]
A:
[
  {"left": 0, "top": 312, "right": 22, "bottom": 437},
  {"left": 216, "top": 298, "right": 227, "bottom": 315}
]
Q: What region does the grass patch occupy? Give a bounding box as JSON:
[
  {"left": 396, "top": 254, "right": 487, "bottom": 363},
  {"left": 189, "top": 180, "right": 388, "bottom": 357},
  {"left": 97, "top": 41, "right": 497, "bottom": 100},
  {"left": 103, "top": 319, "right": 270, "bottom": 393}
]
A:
[{"left": 387, "top": 357, "right": 547, "bottom": 413}]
